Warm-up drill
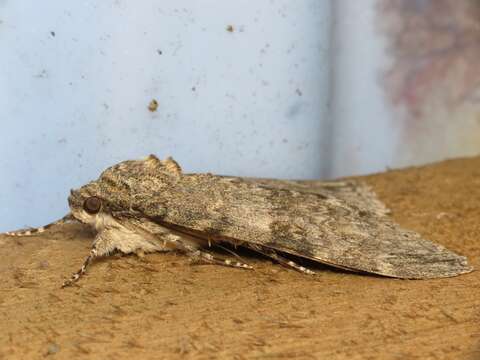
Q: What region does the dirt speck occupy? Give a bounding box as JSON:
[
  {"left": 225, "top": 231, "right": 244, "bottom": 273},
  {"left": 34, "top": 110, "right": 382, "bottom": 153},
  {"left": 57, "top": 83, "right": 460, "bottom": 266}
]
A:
[
  {"left": 226, "top": 25, "right": 234, "bottom": 32},
  {"left": 46, "top": 343, "right": 60, "bottom": 355},
  {"left": 148, "top": 99, "right": 158, "bottom": 112}
]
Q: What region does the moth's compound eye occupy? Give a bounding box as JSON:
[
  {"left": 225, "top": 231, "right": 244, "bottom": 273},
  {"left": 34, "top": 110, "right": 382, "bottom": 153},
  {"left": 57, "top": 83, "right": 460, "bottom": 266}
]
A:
[{"left": 83, "top": 196, "right": 102, "bottom": 214}]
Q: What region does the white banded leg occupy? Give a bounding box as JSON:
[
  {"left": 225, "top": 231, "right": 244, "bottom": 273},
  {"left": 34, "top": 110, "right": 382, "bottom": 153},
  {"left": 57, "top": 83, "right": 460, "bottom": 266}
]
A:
[
  {"left": 62, "top": 229, "right": 118, "bottom": 288},
  {"left": 192, "top": 250, "right": 253, "bottom": 270},
  {"left": 247, "top": 244, "right": 315, "bottom": 275},
  {"left": 4, "top": 214, "right": 75, "bottom": 236},
  {"left": 62, "top": 248, "right": 99, "bottom": 288},
  {"left": 170, "top": 238, "right": 253, "bottom": 270}
]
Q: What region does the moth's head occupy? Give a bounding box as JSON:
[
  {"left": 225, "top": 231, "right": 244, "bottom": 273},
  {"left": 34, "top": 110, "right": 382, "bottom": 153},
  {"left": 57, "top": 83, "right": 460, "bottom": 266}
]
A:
[
  {"left": 68, "top": 183, "right": 108, "bottom": 226},
  {"left": 67, "top": 155, "right": 182, "bottom": 226}
]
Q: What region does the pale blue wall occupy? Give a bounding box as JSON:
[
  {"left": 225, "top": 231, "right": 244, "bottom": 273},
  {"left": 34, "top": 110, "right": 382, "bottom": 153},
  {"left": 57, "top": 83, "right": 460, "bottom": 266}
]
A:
[
  {"left": 7, "top": 1, "right": 472, "bottom": 233},
  {"left": 0, "top": 1, "right": 333, "bottom": 231},
  {"left": 328, "top": 0, "right": 395, "bottom": 177}
]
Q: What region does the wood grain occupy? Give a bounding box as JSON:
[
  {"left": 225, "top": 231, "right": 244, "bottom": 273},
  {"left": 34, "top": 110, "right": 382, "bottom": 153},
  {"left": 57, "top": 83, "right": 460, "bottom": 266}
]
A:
[{"left": 0, "top": 156, "right": 479, "bottom": 359}]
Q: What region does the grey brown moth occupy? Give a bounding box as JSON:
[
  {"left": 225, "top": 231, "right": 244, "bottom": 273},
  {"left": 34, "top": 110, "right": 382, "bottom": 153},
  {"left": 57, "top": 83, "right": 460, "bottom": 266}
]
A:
[{"left": 4, "top": 155, "right": 473, "bottom": 286}]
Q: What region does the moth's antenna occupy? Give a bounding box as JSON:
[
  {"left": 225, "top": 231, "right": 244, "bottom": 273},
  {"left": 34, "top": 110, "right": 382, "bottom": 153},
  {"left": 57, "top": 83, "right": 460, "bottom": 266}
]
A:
[{"left": 4, "top": 213, "right": 76, "bottom": 236}]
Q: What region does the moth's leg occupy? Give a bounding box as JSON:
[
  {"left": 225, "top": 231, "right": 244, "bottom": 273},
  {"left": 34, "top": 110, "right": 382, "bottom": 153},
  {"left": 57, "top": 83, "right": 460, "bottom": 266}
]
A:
[
  {"left": 61, "top": 248, "right": 99, "bottom": 288},
  {"left": 135, "top": 249, "right": 146, "bottom": 258},
  {"left": 62, "top": 230, "right": 117, "bottom": 288},
  {"left": 169, "top": 238, "right": 253, "bottom": 270},
  {"left": 246, "top": 244, "right": 315, "bottom": 275},
  {"left": 191, "top": 250, "right": 253, "bottom": 270},
  {"left": 4, "top": 213, "right": 75, "bottom": 236}
]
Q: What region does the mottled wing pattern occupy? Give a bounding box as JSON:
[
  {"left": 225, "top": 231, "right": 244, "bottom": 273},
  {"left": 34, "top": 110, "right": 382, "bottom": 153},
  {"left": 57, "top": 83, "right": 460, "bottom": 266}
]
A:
[
  {"left": 237, "top": 177, "right": 391, "bottom": 217},
  {"left": 93, "top": 160, "right": 471, "bottom": 279}
]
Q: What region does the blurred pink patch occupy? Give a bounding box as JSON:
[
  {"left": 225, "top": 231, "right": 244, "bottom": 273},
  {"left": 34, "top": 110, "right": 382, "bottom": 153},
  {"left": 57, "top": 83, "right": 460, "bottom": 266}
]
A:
[{"left": 378, "top": 0, "right": 480, "bottom": 119}]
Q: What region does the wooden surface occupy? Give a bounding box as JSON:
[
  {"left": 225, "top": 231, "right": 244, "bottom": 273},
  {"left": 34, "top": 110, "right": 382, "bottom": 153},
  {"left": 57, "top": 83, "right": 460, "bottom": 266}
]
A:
[{"left": 0, "top": 157, "right": 479, "bottom": 360}]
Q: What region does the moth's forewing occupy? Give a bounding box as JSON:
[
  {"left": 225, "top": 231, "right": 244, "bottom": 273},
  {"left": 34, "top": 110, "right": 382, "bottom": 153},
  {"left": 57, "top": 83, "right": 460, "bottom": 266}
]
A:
[
  {"left": 91, "top": 157, "right": 473, "bottom": 279},
  {"left": 236, "top": 177, "right": 391, "bottom": 217}
]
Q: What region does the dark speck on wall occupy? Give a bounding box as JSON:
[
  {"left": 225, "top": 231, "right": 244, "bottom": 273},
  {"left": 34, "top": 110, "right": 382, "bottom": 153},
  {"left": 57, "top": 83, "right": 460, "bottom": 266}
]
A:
[
  {"left": 157, "top": 49, "right": 162, "bottom": 55},
  {"left": 34, "top": 69, "right": 48, "bottom": 79},
  {"left": 50, "top": 31, "right": 55, "bottom": 37},
  {"left": 226, "top": 25, "right": 234, "bottom": 32},
  {"left": 286, "top": 102, "right": 303, "bottom": 119}
]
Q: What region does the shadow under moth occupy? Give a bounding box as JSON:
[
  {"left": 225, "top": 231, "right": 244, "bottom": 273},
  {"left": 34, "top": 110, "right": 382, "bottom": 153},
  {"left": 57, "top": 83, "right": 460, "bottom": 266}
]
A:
[{"left": 4, "top": 155, "right": 473, "bottom": 286}]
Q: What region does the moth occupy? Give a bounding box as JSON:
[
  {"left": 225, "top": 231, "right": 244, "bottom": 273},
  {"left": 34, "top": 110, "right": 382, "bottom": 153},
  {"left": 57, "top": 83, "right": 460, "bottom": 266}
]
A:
[{"left": 4, "top": 155, "right": 473, "bottom": 287}]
